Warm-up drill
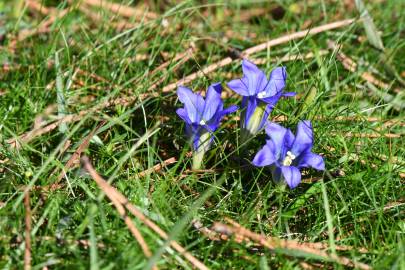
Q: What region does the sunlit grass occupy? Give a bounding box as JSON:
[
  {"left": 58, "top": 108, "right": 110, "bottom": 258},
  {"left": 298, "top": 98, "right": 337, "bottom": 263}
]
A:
[{"left": 0, "top": 0, "right": 404, "bottom": 269}]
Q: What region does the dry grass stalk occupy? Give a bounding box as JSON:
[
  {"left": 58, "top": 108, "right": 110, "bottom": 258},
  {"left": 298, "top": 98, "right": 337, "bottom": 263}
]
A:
[
  {"left": 328, "top": 41, "right": 401, "bottom": 94},
  {"left": 24, "top": 191, "right": 32, "bottom": 270},
  {"left": 192, "top": 220, "right": 230, "bottom": 241},
  {"left": 6, "top": 46, "right": 194, "bottom": 148},
  {"left": 81, "top": 157, "right": 155, "bottom": 267},
  {"left": 76, "top": 68, "right": 109, "bottom": 83},
  {"left": 69, "top": 1, "right": 138, "bottom": 31},
  {"left": 6, "top": 113, "right": 83, "bottom": 149},
  {"left": 163, "top": 19, "right": 354, "bottom": 93},
  {"left": 192, "top": 217, "right": 368, "bottom": 253},
  {"left": 243, "top": 19, "right": 354, "bottom": 56},
  {"left": 151, "top": 48, "right": 195, "bottom": 76},
  {"left": 74, "top": 68, "right": 117, "bottom": 91},
  {"left": 14, "top": 2, "right": 69, "bottom": 44},
  {"left": 162, "top": 57, "right": 234, "bottom": 93},
  {"left": 251, "top": 50, "right": 329, "bottom": 65},
  {"left": 299, "top": 261, "right": 325, "bottom": 270},
  {"left": 81, "top": 156, "right": 209, "bottom": 270},
  {"left": 72, "top": 1, "right": 103, "bottom": 22},
  {"left": 137, "top": 157, "right": 177, "bottom": 178},
  {"left": 193, "top": 219, "right": 368, "bottom": 254},
  {"left": 5, "top": 93, "right": 152, "bottom": 149},
  {"left": 303, "top": 242, "right": 368, "bottom": 253},
  {"left": 332, "top": 116, "right": 404, "bottom": 127},
  {"left": 83, "top": 0, "right": 158, "bottom": 20},
  {"left": 212, "top": 218, "right": 371, "bottom": 270},
  {"left": 219, "top": 50, "right": 328, "bottom": 79},
  {"left": 26, "top": 0, "right": 51, "bottom": 16},
  {"left": 333, "top": 132, "right": 401, "bottom": 139},
  {"left": 55, "top": 121, "right": 105, "bottom": 185}
]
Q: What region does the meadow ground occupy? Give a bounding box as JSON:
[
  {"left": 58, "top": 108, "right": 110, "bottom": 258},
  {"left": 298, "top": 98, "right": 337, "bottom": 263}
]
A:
[{"left": 0, "top": 0, "right": 404, "bottom": 269}]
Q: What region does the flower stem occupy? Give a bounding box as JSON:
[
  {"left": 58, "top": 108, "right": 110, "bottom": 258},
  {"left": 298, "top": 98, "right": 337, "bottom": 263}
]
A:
[
  {"left": 192, "top": 149, "right": 205, "bottom": 170},
  {"left": 240, "top": 102, "right": 267, "bottom": 145},
  {"left": 246, "top": 102, "right": 267, "bottom": 134},
  {"left": 191, "top": 132, "right": 211, "bottom": 170}
]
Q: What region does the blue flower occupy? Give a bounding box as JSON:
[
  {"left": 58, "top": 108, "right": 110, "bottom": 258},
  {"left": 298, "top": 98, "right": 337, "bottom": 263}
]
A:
[
  {"left": 227, "top": 59, "right": 295, "bottom": 141},
  {"left": 252, "top": 120, "right": 325, "bottom": 189},
  {"left": 176, "top": 82, "right": 238, "bottom": 169}
]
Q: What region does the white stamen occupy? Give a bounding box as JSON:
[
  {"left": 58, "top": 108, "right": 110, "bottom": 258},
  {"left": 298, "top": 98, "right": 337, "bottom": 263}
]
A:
[
  {"left": 199, "top": 119, "right": 206, "bottom": 125},
  {"left": 257, "top": 91, "right": 267, "bottom": 99},
  {"left": 282, "top": 151, "right": 296, "bottom": 166}
]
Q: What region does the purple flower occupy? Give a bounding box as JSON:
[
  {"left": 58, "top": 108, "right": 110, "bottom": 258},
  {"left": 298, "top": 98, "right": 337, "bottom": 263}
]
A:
[
  {"left": 252, "top": 120, "right": 325, "bottom": 189},
  {"left": 176, "top": 83, "right": 238, "bottom": 168},
  {"left": 227, "top": 59, "right": 295, "bottom": 140}
]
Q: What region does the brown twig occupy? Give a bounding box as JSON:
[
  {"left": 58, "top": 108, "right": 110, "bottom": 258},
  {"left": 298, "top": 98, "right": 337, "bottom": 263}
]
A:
[
  {"left": 251, "top": 50, "right": 329, "bottom": 65},
  {"left": 11, "top": 3, "right": 69, "bottom": 48},
  {"left": 81, "top": 156, "right": 209, "bottom": 270},
  {"left": 193, "top": 219, "right": 368, "bottom": 254},
  {"left": 6, "top": 113, "right": 83, "bottom": 149},
  {"left": 55, "top": 121, "right": 106, "bottom": 185},
  {"left": 76, "top": 68, "right": 109, "bottom": 84},
  {"left": 5, "top": 46, "right": 195, "bottom": 148},
  {"left": 332, "top": 132, "right": 401, "bottom": 138},
  {"left": 5, "top": 93, "right": 151, "bottom": 149},
  {"left": 243, "top": 19, "right": 354, "bottom": 56},
  {"left": 82, "top": 0, "right": 158, "bottom": 21},
  {"left": 212, "top": 218, "right": 370, "bottom": 270},
  {"left": 328, "top": 40, "right": 401, "bottom": 94},
  {"left": 191, "top": 220, "right": 229, "bottom": 242},
  {"left": 137, "top": 157, "right": 177, "bottom": 178},
  {"left": 24, "top": 191, "right": 32, "bottom": 270},
  {"left": 162, "top": 57, "right": 234, "bottom": 93},
  {"left": 26, "top": 0, "right": 51, "bottom": 16},
  {"left": 151, "top": 48, "right": 195, "bottom": 76},
  {"left": 304, "top": 242, "right": 369, "bottom": 253},
  {"left": 162, "top": 19, "right": 354, "bottom": 93},
  {"left": 69, "top": 0, "right": 138, "bottom": 31},
  {"left": 81, "top": 157, "right": 155, "bottom": 268},
  {"left": 272, "top": 115, "right": 403, "bottom": 129}
]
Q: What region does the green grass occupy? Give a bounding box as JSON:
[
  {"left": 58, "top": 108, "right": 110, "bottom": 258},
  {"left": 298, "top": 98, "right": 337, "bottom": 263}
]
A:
[{"left": 0, "top": 0, "right": 404, "bottom": 269}]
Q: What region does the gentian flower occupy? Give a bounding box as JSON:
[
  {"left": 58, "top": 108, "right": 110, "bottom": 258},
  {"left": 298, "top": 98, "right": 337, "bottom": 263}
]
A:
[
  {"left": 227, "top": 59, "right": 295, "bottom": 142},
  {"left": 252, "top": 120, "right": 325, "bottom": 189},
  {"left": 176, "top": 82, "right": 238, "bottom": 169}
]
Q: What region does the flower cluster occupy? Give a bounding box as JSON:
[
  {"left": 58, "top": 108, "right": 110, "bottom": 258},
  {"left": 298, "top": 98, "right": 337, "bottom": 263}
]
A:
[
  {"left": 227, "top": 60, "right": 296, "bottom": 141},
  {"left": 176, "top": 59, "right": 324, "bottom": 188},
  {"left": 176, "top": 83, "right": 238, "bottom": 169}
]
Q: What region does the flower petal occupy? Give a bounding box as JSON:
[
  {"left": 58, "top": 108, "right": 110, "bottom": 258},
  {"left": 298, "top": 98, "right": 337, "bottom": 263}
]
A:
[
  {"left": 206, "top": 105, "right": 238, "bottom": 132},
  {"left": 283, "top": 92, "right": 296, "bottom": 97},
  {"left": 258, "top": 90, "right": 282, "bottom": 105},
  {"left": 227, "top": 77, "right": 250, "bottom": 96},
  {"left": 243, "top": 96, "right": 257, "bottom": 128},
  {"left": 177, "top": 86, "right": 204, "bottom": 123},
  {"left": 203, "top": 82, "right": 223, "bottom": 121},
  {"left": 257, "top": 103, "right": 274, "bottom": 132},
  {"left": 291, "top": 120, "right": 313, "bottom": 156},
  {"left": 297, "top": 152, "right": 325, "bottom": 170},
  {"left": 271, "top": 166, "right": 283, "bottom": 183},
  {"left": 242, "top": 59, "right": 267, "bottom": 95},
  {"left": 185, "top": 124, "right": 209, "bottom": 151},
  {"left": 252, "top": 140, "right": 277, "bottom": 167},
  {"left": 265, "top": 121, "right": 289, "bottom": 158},
  {"left": 176, "top": 108, "right": 191, "bottom": 124},
  {"left": 221, "top": 105, "right": 239, "bottom": 116},
  {"left": 280, "top": 166, "right": 301, "bottom": 189},
  {"left": 263, "top": 67, "right": 287, "bottom": 97},
  {"left": 284, "top": 129, "right": 295, "bottom": 150}
]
